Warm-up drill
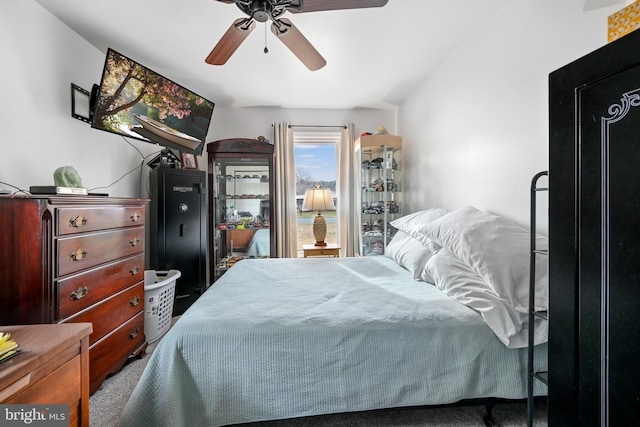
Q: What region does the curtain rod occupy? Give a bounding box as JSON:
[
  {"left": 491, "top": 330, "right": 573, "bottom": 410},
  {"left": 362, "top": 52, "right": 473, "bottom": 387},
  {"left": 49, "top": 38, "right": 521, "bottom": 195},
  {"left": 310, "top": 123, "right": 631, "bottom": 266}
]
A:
[{"left": 287, "top": 124, "right": 347, "bottom": 129}]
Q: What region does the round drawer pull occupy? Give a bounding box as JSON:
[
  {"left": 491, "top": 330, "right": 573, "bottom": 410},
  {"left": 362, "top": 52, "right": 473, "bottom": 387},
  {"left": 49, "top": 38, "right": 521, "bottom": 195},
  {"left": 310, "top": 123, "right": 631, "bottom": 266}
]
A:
[
  {"left": 130, "top": 238, "right": 141, "bottom": 247},
  {"left": 129, "top": 295, "right": 141, "bottom": 307},
  {"left": 130, "top": 266, "right": 140, "bottom": 275},
  {"left": 130, "top": 212, "right": 142, "bottom": 222}
]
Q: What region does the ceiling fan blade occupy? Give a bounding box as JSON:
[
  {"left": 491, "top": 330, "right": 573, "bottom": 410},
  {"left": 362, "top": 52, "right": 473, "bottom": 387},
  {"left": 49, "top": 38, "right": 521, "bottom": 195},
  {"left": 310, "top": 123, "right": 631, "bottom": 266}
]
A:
[
  {"left": 287, "top": 0, "right": 388, "bottom": 13},
  {"left": 271, "top": 18, "right": 326, "bottom": 71},
  {"left": 205, "top": 18, "right": 256, "bottom": 65}
]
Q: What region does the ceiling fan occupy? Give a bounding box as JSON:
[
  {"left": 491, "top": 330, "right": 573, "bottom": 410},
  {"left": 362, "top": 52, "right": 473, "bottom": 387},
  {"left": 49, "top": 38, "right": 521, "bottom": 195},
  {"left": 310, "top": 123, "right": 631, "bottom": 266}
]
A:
[{"left": 206, "top": 0, "right": 389, "bottom": 71}]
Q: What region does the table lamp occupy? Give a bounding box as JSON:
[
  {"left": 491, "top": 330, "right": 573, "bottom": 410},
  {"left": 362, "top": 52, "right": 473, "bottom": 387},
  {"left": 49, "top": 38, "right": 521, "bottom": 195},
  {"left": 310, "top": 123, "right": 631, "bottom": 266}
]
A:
[{"left": 302, "top": 186, "right": 335, "bottom": 246}]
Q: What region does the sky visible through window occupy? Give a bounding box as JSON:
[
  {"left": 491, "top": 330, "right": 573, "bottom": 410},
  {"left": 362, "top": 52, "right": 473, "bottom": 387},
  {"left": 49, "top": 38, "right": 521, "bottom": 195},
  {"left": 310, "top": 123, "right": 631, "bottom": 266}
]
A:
[{"left": 294, "top": 144, "right": 336, "bottom": 182}]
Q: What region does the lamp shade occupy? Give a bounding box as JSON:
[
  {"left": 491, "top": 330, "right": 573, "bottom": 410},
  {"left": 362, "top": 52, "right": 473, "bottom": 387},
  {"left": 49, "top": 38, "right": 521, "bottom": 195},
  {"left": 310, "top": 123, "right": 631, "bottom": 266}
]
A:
[
  {"left": 302, "top": 187, "right": 335, "bottom": 212},
  {"left": 302, "top": 187, "right": 334, "bottom": 247}
]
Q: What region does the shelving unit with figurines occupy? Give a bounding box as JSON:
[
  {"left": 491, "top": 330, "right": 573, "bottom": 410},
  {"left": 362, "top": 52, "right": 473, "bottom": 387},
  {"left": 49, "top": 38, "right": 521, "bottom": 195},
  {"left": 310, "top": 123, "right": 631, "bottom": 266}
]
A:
[{"left": 356, "top": 128, "right": 402, "bottom": 256}]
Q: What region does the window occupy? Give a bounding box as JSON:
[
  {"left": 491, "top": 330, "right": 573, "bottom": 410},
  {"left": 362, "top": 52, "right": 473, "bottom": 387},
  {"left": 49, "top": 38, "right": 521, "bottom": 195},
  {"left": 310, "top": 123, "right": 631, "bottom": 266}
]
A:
[{"left": 294, "top": 132, "right": 340, "bottom": 252}]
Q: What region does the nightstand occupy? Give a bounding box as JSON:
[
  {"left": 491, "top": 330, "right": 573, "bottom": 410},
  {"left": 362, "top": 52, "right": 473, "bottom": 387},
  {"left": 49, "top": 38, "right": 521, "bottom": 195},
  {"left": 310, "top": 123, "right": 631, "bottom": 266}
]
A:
[
  {"left": 0, "top": 323, "right": 92, "bottom": 427},
  {"left": 302, "top": 244, "right": 341, "bottom": 258}
]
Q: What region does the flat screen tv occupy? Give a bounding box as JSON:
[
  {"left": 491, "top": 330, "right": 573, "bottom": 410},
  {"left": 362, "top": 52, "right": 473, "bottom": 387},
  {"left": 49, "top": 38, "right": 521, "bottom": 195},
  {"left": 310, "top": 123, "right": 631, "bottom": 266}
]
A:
[{"left": 91, "top": 48, "right": 214, "bottom": 155}]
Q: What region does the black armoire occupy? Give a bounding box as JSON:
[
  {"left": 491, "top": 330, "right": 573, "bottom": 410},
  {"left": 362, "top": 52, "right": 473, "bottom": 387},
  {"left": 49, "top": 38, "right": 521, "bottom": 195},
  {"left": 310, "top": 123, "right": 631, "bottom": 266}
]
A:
[
  {"left": 149, "top": 166, "right": 207, "bottom": 315},
  {"left": 549, "top": 30, "right": 640, "bottom": 426}
]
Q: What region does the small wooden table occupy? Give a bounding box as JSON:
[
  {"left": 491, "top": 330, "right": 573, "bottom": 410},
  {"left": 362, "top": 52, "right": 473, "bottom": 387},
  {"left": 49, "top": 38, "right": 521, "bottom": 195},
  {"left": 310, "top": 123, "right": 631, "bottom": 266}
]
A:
[
  {"left": 0, "top": 323, "right": 92, "bottom": 427},
  {"left": 302, "top": 244, "right": 341, "bottom": 258}
]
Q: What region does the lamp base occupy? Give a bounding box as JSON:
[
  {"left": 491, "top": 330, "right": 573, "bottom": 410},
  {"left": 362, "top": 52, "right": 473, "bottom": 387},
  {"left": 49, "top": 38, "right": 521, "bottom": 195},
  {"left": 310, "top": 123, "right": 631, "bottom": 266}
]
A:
[{"left": 312, "top": 211, "right": 327, "bottom": 247}]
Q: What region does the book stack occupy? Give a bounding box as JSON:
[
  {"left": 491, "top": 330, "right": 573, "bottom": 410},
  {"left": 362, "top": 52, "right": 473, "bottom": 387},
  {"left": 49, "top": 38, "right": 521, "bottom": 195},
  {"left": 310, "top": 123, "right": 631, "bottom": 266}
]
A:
[{"left": 0, "top": 332, "right": 20, "bottom": 363}]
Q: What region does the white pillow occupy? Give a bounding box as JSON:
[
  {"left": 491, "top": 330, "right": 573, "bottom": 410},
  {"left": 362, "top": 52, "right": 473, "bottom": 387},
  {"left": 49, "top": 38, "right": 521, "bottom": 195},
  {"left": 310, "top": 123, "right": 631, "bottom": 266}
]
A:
[
  {"left": 418, "top": 206, "right": 548, "bottom": 313},
  {"left": 384, "top": 230, "right": 435, "bottom": 282},
  {"left": 390, "top": 208, "right": 449, "bottom": 248},
  {"left": 425, "top": 248, "right": 547, "bottom": 348}
]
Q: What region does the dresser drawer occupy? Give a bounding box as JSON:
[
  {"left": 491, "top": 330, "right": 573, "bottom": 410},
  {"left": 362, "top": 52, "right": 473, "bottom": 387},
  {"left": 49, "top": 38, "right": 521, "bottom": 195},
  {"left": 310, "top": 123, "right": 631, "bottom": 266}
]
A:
[
  {"left": 56, "top": 206, "right": 145, "bottom": 236},
  {"left": 63, "top": 282, "right": 144, "bottom": 345},
  {"left": 5, "top": 353, "right": 81, "bottom": 403},
  {"left": 57, "top": 254, "right": 145, "bottom": 319},
  {"left": 89, "top": 311, "right": 145, "bottom": 394},
  {"left": 57, "top": 227, "right": 145, "bottom": 276},
  {"left": 5, "top": 355, "right": 83, "bottom": 427},
  {"left": 1, "top": 326, "right": 88, "bottom": 427}
]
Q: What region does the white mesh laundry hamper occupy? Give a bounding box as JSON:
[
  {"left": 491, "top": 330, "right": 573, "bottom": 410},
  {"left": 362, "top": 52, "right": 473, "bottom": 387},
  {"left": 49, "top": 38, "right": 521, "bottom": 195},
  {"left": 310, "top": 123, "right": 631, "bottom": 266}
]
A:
[{"left": 144, "top": 269, "right": 181, "bottom": 343}]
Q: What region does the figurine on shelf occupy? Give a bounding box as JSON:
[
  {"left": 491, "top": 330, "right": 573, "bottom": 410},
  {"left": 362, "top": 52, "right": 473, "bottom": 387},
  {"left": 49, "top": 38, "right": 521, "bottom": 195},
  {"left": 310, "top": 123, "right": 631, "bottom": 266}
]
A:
[
  {"left": 375, "top": 125, "right": 388, "bottom": 135},
  {"left": 369, "top": 178, "right": 384, "bottom": 192}
]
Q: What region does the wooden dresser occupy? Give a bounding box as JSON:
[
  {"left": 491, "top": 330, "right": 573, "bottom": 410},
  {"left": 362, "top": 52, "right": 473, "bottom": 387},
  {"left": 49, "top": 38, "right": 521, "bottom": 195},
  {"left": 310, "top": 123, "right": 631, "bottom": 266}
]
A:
[
  {"left": 0, "top": 323, "right": 92, "bottom": 427},
  {"left": 0, "top": 196, "right": 148, "bottom": 394}
]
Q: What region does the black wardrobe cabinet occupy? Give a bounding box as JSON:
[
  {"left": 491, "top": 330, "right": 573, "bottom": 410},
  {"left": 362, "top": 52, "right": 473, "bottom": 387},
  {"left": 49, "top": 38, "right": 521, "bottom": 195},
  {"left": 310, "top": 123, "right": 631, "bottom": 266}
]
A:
[
  {"left": 549, "top": 29, "right": 640, "bottom": 426},
  {"left": 149, "top": 166, "right": 207, "bottom": 315}
]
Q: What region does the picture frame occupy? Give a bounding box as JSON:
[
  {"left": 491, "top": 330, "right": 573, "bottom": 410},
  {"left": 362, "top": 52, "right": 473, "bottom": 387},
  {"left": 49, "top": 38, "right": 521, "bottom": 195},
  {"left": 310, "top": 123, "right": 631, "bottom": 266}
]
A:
[
  {"left": 180, "top": 152, "right": 199, "bottom": 170},
  {"left": 70, "top": 83, "right": 91, "bottom": 124}
]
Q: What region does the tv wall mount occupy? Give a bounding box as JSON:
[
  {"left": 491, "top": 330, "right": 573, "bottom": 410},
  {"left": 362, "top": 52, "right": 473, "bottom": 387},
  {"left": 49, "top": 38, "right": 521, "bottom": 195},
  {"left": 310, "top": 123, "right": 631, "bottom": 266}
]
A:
[{"left": 71, "top": 83, "right": 92, "bottom": 123}]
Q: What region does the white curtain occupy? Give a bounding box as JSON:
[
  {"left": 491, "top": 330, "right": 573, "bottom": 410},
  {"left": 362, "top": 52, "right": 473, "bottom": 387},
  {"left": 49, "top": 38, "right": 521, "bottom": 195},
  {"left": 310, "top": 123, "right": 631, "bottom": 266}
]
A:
[
  {"left": 337, "top": 123, "right": 360, "bottom": 256},
  {"left": 273, "top": 122, "right": 298, "bottom": 258}
]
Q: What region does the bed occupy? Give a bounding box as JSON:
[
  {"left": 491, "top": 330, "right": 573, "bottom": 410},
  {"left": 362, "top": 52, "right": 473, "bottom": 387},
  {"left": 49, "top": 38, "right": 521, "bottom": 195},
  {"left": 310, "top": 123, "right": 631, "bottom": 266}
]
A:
[
  {"left": 121, "top": 206, "right": 548, "bottom": 427},
  {"left": 245, "top": 228, "right": 270, "bottom": 257}
]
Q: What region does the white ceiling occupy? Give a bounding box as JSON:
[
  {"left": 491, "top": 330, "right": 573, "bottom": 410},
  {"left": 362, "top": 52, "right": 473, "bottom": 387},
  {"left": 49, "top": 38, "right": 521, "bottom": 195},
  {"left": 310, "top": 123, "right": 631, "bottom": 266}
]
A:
[{"left": 34, "top": 0, "right": 514, "bottom": 109}]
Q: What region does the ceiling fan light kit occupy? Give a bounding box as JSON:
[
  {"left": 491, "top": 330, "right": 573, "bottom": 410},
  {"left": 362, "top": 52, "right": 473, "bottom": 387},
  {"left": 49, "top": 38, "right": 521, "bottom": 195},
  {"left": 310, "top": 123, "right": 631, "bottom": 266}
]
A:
[{"left": 207, "top": 0, "right": 389, "bottom": 71}]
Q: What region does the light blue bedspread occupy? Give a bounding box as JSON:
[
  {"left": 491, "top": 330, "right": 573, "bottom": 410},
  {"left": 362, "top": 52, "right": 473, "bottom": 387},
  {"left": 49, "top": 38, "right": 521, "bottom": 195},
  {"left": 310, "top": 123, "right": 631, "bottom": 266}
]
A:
[
  {"left": 121, "top": 257, "right": 546, "bottom": 427},
  {"left": 245, "top": 228, "right": 270, "bottom": 257}
]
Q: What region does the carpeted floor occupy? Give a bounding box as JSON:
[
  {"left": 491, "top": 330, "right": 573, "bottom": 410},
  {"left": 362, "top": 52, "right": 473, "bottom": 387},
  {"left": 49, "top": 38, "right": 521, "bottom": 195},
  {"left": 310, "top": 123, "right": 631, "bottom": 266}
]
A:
[
  {"left": 89, "top": 325, "right": 548, "bottom": 427},
  {"left": 89, "top": 339, "right": 159, "bottom": 427}
]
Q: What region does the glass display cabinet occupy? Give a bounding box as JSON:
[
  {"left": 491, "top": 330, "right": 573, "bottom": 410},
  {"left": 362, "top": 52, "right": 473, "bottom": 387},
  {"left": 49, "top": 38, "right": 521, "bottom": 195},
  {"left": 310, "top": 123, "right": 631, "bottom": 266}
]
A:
[
  {"left": 207, "top": 138, "right": 275, "bottom": 282},
  {"left": 356, "top": 133, "right": 403, "bottom": 256}
]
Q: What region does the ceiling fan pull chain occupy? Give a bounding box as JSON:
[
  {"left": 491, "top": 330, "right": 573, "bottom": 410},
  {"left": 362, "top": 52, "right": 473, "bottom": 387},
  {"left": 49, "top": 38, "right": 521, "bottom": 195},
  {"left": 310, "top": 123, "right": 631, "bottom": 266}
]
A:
[{"left": 264, "top": 22, "right": 269, "bottom": 54}]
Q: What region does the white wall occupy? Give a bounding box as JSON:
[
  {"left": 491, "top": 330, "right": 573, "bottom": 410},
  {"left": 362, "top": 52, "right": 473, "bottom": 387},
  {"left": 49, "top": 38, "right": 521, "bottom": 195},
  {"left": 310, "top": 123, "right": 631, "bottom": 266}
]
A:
[
  {"left": 0, "top": 0, "right": 156, "bottom": 197},
  {"left": 399, "top": 0, "right": 625, "bottom": 231},
  {"left": 0, "top": 0, "right": 394, "bottom": 198},
  {"left": 207, "top": 106, "right": 394, "bottom": 147}
]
